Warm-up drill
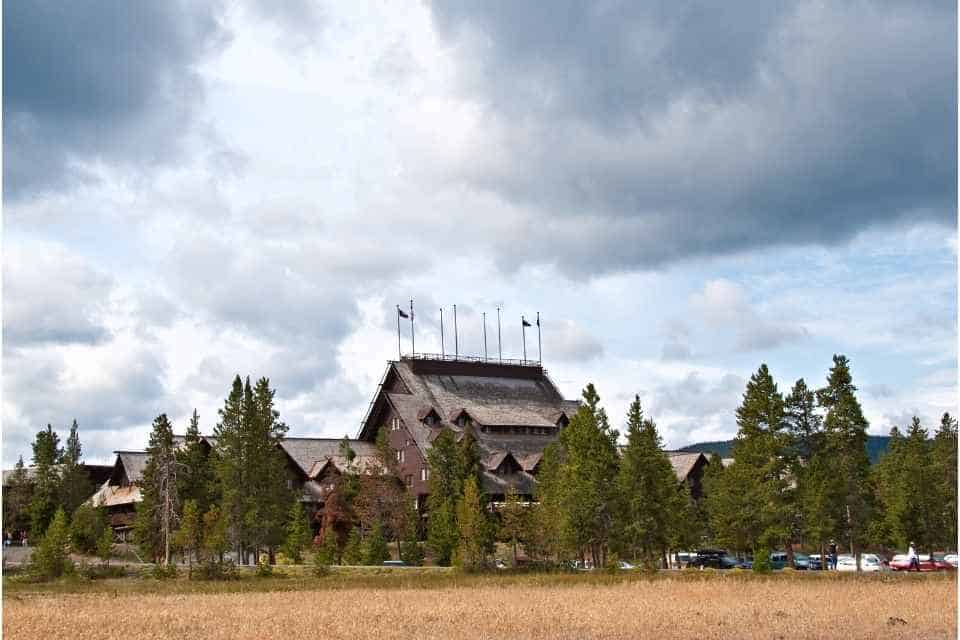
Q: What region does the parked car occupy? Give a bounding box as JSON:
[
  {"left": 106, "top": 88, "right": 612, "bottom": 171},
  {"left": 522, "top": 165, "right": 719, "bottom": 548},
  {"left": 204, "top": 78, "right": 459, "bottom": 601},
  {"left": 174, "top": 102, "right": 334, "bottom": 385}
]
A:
[
  {"left": 688, "top": 549, "right": 740, "bottom": 570},
  {"left": 808, "top": 554, "right": 826, "bottom": 570},
  {"left": 617, "top": 560, "right": 635, "bottom": 570},
  {"left": 792, "top": 552, "right": 811, "bottom": 570},
  {"left": 382, "top": 560, "right": 407, "bottom": 567},
  {"left": 494, "top": 558, "right": 508, "bottom": 570},
  {"left": 943, "top": 554, "right": 958, "bottom": 568},
  {"left": 889, "top": 554, "right": 952, "bottom": 572},
  {"left": 675, "top": 551, "right": 697, "bottom": 568},
  {"left": 836, "top": 554, "right": 884, "bottom": 572}
]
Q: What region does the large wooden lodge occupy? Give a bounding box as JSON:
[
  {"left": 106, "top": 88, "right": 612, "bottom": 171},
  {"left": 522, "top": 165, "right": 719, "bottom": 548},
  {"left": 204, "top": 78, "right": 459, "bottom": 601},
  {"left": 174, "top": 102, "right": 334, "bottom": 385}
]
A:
[{"left": 80, "top": 355, "right": 708, "bottom": 540}]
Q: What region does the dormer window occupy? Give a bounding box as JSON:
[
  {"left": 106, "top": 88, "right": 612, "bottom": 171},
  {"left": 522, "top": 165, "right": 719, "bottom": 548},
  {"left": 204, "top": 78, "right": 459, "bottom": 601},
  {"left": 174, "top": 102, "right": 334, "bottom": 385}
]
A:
[
  {"left": 420, "top": 407, "right": 442, "bottom": 426},
  {"left": 556, "top": 413, "right": 570, "bottom": 428},
  {"left": 392, "top": 417, "right": 401, "bottom": 431}
]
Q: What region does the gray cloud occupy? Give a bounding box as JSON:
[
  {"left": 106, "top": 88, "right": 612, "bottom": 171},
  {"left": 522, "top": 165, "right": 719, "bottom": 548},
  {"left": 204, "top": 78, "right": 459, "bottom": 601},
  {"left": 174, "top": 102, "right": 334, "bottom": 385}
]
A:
[
  {"left": 3, "top": 1, "right": 228, "bottom": 198},
  {"left": 691, "top": 279, "right": 808, "bottom": 353},
  {"left": 2, "top": 242, "right": 112, "bottom": 347},
  {"left": 428, "top": 1, "right": 956, "bottom": 273}
]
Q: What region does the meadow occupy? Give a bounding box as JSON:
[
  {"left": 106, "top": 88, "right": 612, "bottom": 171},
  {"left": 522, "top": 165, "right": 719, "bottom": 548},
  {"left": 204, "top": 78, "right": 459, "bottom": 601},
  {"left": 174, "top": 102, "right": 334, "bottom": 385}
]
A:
[{"left": 3, "top": 570, "right": 956, "bottom": 640}]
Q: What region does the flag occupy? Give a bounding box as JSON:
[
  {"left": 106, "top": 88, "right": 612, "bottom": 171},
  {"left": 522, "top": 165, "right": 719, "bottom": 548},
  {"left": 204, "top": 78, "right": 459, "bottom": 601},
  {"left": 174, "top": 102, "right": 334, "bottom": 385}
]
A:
[
  {"left": 522, "top": 317, "right": 532, "bottom": 327},
  {"left": 536, "top": 313, "right": 540, "bottom": 327},
  {"left": 398, "top": 308, "right": 409, "bottom": 319}
]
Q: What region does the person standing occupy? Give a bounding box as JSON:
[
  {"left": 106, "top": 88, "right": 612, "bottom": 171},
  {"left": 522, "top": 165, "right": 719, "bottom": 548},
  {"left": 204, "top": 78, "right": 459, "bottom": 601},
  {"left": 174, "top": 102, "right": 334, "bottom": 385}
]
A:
[
  {"left": 908, "top": 542, "right": 920, "bottom": 571},
  {"left": 828, "top": 540, "right": 838, "bottom": 570}
]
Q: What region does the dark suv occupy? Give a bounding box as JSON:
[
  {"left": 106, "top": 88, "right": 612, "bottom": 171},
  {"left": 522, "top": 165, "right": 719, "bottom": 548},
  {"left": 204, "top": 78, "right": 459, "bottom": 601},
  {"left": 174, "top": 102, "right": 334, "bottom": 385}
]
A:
[{"left": 687, "top": 549, "right": 740, "bottom": 569}]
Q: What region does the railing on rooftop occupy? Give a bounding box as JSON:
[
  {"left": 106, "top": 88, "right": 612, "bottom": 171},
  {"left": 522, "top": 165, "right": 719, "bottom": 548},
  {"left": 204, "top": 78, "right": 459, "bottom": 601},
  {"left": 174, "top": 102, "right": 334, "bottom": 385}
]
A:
[{"left": 401, "top": 352, "right": 542, "bottom": 367}]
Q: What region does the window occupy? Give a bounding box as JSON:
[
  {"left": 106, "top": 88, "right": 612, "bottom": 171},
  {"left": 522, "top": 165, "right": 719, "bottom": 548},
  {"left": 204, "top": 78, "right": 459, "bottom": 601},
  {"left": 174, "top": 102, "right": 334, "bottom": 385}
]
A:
[
  {"left": 424, "top": 414, "right": 435, "bottom": 426},
  {"left": 392, "top": 417, "right": 401, "bottom": 431},
  {"left": 287, "top": 479, "right": 294, "bottom": 490},
  {"left": 396, "top": 449, "right": 405, "bottom": 464},
  {"left": 405, "top": 474, "right": 413, "bottom": 487},
  {"left": 420, "top": 467, "right": 429, "bottom": 482}
]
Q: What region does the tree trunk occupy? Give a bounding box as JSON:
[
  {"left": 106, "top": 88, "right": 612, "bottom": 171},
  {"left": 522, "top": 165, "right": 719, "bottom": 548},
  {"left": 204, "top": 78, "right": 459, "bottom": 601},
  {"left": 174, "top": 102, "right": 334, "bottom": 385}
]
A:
[{"left": 785, "top": 541, "right": 795, "bottom": 568}]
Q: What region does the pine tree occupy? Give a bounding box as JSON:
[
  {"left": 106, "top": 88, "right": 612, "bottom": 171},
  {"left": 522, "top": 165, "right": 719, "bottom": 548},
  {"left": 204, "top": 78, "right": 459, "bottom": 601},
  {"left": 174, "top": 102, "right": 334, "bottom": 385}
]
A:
[
  {"left": 536, "top": 383, "right": 620, "bottom": 567},
  {"left": 59, "top": 419, "right": 93, "bottom": 516},
  {"left": 282, "top": 500, "right": 311, "bottom": 563},
  {"left": 873, "top": 418, "right": 938, "bottom": 555},
  {"left": 29, "top": 424, "right": 62, "bottom": 537},
  {"left": 96, "top": 525, "right": 114, "bottom": 566},
  {"left": 455, "top": 477, "right": 488, "bottom": 570},
  {"left": 31, "top": 507, "right": 73, "bottom": 579},
  {"left": 212, "top": 376, "right": 291, "bottom": 564},
  {"left": 68, "top": 503, "right": 106, "bottom": 554},
  {"left": 362, "top": 521, "right": 390, "bottom": 565},
  {"left": 931, "top": 413, "right": 957, "bottom": 551},
  {"left": 341, "top": 527, "right": 363, "bottom": 565},
  {"left": 202, "top": 504, "right": 229, "bottom": 562},
  {"left": 316, "top": 529, "right": 340, "bottom": 565},
  {"left": 398, "top": 505, "right": 424, "bottom": 566},
  {"left": 784, "top": 378, "right": 824, "bottom": 564},
  {"left": 816, "top": 355, "right": 872, "bottom": 565},
  {"left": 711, "top": 365, "right": 790, "bottom": 556},
  {"left": 176, "top": 409, "right": 214, "bottom": 513},
  {"left": 175, "top": 500, "right": 202, "bottom": 574},
  {"left": 426, "top": 429, "right": 462, "bottom": 566},
  {"left": 136, "top": 413, "right": 180, "bottom": 565},
  {"left": 498, "top": 485, "right": 527, "bottom": 566},
  {"left": 4, "top": 455, "right": 33, "bottom": 536},
  {"left": 616, "top": 395, "right": 682, "bottom": 569}
]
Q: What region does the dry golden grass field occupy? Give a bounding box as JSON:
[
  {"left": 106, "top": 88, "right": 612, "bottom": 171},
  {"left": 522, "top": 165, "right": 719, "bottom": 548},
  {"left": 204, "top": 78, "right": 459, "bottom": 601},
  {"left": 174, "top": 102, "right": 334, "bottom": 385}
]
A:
[{"left": 4, "top": 572, "right": 957, "bottom": 640}]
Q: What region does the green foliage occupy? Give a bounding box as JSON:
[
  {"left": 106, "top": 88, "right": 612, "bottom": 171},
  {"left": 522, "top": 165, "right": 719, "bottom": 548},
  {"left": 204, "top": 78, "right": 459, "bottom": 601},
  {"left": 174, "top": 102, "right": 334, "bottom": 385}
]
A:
[
  {"left": 455, "top": 477, "right": 488, "bottom": 571},
  {"left": 29, "top": 424, "right": 63, "bottom": 538},
  {"left": 426, "top": 429, "right": 462, "bottom": 566},
  {"left": 873, "top": 417, "right": 943, "bottom": 554},
  {"left": 315, "top": 531, "right": 339, "bottom": 565},
  {"left": 148, "top": 563, "right": 179, "bottom": 580},
  {"left": 931, "top": 413, "right": 957, "bottom": 550},
  {"left": 176, "top": 409, "right": 214, "bottom": 513},
  {"left": 256, "top": 555, "right": 273, "bottom": 577},
  {"left": 341, "top": 528, "right": 363, "bottom": 565},
  {"left": 708, "top": 365, "right": 791, "bottom": 553},
  {"left": 616, "top": 395, "right": 682, "bottom": 568},
  {"left": 362, "top": 521, "right": 390, "bottom": 565},
  {"left": 817, "top": 355, "right": 872, "bottom": 556},
  {"left": 498, "top": 485, "right": 527, "bottom": 566},
  {"left": 69, "top": 503, "right": 106, "bottom": 555},
  {"left": 537, "top": 384, "right": 620, "bottom": 567},
  {"left": 137, "top": 413, "right": 180, "bottom": 565},
  {"left": 202, "top": 504, "right": 230, "bottom": 560},
  {"left": 752, "top": 547, "right": 772, "bottom": 573},
  {"left": 3, "top": 455, "right": 33, "bottom": 535},
  {"left": 96, "top": 526, "right": 114, "bottom": 565},
  {"left": 194, "top": 559, "right": 237, "bottom": 581},
  {"left": 59, "top": 420, "right": 93, "bottom": 517},
  {"left": 312, "top": 549, "right": 331, "bottom": 577},
  {"left": 175, "top": 500, "right": 203, "bottom": 572},
  {"left": 213, "top": 376, "right": 292, "bottom": 562},
  {"left": 281, "top": 501, "right": 311, "bottom": 563},
  {"left": 31, "top": 508, "right": 73, "bottom": 580}
]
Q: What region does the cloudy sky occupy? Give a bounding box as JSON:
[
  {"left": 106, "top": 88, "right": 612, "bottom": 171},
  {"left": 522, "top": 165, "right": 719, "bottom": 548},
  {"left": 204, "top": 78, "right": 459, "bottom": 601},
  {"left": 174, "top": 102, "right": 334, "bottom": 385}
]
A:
[{"left": 3, "top": 0, "right": 957, "bottom": 467}]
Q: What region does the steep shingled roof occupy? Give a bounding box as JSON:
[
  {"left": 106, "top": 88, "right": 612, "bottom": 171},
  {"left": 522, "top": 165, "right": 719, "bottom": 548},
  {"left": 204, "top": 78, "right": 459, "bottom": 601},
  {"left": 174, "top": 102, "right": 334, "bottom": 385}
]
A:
[
  {"left": 280, "top": 438, "right": 379, "bottom": 476},
  {"left": 665, "top": 451, "right": 708, "bottom": 482}
]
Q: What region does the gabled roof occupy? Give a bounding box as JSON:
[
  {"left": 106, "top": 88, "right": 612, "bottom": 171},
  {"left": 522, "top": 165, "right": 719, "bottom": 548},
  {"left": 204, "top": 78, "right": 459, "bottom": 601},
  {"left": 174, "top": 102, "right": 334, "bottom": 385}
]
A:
[
  {"left": 665, "top": 452, "right": 708, "bottom": 482},
  {"left": 114, "top": 451, "right": 150, "bottom": 484},
  {"left": 306, "top": 454, "right": 385, "bottom": 479},
  {"left": 357, "top": 358, "right": 580, "bottom": 459},
  {"left": 279, "top": 438, "right": 379, "bottom": 477},
  {"left": 516, "top": 452, "right": 543, "bottom": 472}
]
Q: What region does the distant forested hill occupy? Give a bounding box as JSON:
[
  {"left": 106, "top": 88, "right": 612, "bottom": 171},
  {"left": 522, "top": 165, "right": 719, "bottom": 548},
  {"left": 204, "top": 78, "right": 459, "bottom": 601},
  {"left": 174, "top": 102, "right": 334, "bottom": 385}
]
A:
[{"left": 679, "top": 435, "right": 893, "bottom": 464}]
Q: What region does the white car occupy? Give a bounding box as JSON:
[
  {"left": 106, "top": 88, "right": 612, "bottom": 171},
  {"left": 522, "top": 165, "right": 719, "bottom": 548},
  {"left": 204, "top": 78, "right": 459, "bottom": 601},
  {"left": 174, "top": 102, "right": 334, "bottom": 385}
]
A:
[
  {"left": 944, "top": 554, "right": 958, "bottom": 568},
  {"left": 836, "top": 553, "right": 883, "bottom": 572}
]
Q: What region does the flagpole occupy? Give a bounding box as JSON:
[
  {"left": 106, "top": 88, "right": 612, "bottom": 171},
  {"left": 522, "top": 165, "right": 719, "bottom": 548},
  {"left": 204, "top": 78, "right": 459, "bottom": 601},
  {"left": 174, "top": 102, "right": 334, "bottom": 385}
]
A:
[
  {"left": 396, "top": 305, "right": 402, "bottom": 359},
  {"left": 537, "top": 312, "right": 542, "bottom": 364},
  {"left": 453, "top": 304, "right": 458, "bottom": 360},
  {"left": 410, "top": 299, "right": 415, "bottom": 356},
  {"left": 440, "top": 308, "right": 445, "bottom": 358},
  {"left": 497, "top": 306, "right": 502, "bottom": 362},
  {"left": 482, "top": 312, "right": 488, "bottom": 360},
  {"left": 522, "top": 316, "right": 527, "bottom": 362}
]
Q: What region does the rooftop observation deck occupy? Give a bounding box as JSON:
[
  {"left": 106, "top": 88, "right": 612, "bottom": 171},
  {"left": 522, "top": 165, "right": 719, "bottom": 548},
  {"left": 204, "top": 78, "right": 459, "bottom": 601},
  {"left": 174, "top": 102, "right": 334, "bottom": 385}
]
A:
[{"left": 399, "top": 353, "right": 544, "bottom": 378}]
